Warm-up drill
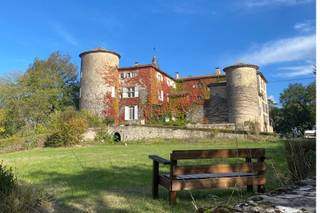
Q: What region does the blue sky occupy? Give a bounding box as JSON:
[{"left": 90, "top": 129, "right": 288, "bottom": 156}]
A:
[{"left": 0, "top": 0, "right": 316, "bottom": 103}]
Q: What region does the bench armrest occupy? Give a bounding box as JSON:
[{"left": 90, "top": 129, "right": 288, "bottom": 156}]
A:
[{"left": 149, "top": 155, "right": 171, "bottom": 165}]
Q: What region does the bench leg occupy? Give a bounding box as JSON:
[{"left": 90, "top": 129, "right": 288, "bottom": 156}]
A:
[
  {"left": 169, "top": 191, "right": 176, "bottom": 205},
  {"left": 257, "top": 185, "right": 265, "bottom": 193},
  {"left": 152, "top": 161, "right": 159, "bottom": 199}
]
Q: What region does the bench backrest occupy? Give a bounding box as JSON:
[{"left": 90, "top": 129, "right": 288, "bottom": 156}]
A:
[{"left": 170, "top": 148, "right": 266, "bottom": 177}]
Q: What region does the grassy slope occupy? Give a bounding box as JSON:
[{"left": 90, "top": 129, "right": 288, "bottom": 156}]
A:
[{"left": 0, "top": 138, "right": 288, "bottom": 212}]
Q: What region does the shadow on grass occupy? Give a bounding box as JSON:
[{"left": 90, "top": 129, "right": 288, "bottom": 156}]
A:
[
  {"left": 28, "top": 142, "right": 288, "bottom": 212},
  {"left": 31, "top": 166, "right": 153, "bottom": 212}
]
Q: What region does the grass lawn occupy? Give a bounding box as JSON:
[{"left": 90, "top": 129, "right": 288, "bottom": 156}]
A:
[{"left": 0, "top": 138, "right": 288, "bottom": 212}]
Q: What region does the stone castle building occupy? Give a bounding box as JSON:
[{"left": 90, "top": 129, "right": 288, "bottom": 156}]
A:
[{"left": 79, "top": 48, "right": 272, "bottom": 132}]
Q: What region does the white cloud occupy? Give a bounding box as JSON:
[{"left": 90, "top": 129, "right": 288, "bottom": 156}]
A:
[
  {"left": 172, "top": 3, "right": 199, "bottom": 15},
  {"left": 268, "top": 95, "right": 276, "bottom": 103},
  {"left": 152, "top": 2, "right": 217, "bottom": 16},
  {"left": 239, "top": 34, "right": 315, "bottom": 65},
  {"left": 277, "top": 64, "right": 315, "bottom": 77},
  {"left": 243, "top": 0, "right": 313, "bottom": 8},
  {"left": 51, "top": 22, "right": 78, "bottom": 46},
  {"left": 294, "top": 20, "right": 315, "bottom": 33}
]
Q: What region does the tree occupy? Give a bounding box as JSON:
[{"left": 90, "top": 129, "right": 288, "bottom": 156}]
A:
[
  {"left": 268, "top": 103, "right": 284, "bottom": 134},
  {"left": 0, "top": 52, "right": 79, "bottom": 136},
  {"left": 270, "top": 82, "right": 315, "bottom": 136}
]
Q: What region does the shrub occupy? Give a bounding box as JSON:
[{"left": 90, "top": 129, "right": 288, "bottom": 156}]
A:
[
  {"left": 94, "top": 129, "right": 114, "bottom": 143},
  {"left": 0, "top": 162, "right": 17, "bottom": 195},
  {"left": 45, "top": 109, "right": 88, "bottom": 147},
  {"left": 0, "top": 163, "right": 52, "bottom": 213},
  {"left": 243, "top": 120, "right": 260, "bottom": 135},
  {"left": 34, "top": 124, "right": 48, "bottom": 134},
  {"left": 0, "top": 182, "right": 52, "bottom": 213},
  {"left": 80, "top": 110, "right": 104, "bottom": 127},
  {"left": 103, "top": 117, "right": 115, "bottom": 126},
  {"left": 284, "top": 139, "right": 316, "bottom": 181}
]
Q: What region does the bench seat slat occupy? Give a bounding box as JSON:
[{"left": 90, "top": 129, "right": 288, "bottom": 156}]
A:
[
  {"left": 171, "top": 175, "right": 266, "bottom": 191},
  {"left": 162, "top": 172, "right": 257, "bottom": 180},
  {"left": 171, "top": 148, "right": 265, "bottom": 160},
  {"left": 173, "top": 162, "right": 266, "bottom": 175}
]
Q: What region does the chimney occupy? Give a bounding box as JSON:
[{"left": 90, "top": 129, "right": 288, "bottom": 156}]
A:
[
  {"left": 215, "top": 67, "right": 221, "bottom": 75},
  {"left": 175, "top": 72, "right": 180, "bottom": 79}
]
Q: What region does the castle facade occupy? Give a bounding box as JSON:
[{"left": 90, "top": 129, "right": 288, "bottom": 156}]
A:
[{"left": 79, "top": 48, "right": 272, "bottom": 132}]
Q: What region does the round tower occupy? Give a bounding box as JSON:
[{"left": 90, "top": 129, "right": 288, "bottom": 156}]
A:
[
  {"left": 223, "top": 63, "right": 260, "bottom": 125},
  {"left": 79, "top": 48, "right": 120, "bottom": 117}
]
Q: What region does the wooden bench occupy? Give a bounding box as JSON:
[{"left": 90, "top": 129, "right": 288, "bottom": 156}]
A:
[{"left": 149, "top": 148, "right": 267, "bottom": 205}]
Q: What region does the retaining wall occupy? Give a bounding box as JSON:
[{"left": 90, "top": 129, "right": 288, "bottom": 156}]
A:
[{"left": 83, "top": 125, "right": 275, "bottom": 142}]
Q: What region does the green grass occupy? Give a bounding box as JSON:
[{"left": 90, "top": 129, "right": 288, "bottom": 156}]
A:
[{"left": 0, "top": 138, "right": 288, "bottom": 212}]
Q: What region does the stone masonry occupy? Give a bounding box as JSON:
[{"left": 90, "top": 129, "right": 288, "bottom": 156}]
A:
[{"left": 79, "top": 48, "right": 272, "bottom": 132}]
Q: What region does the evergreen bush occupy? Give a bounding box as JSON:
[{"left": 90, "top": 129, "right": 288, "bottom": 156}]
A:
[{"left": 0, "top": 162, "right": 17, "bottom": 195}]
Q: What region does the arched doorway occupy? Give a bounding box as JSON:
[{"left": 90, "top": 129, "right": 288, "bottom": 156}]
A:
[{"left": 113, "top": 132, "right": 121, "bottom": 142}]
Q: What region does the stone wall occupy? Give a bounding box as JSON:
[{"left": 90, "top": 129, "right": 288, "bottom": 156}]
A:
[
  {"left": 83, "top": 125, "right": 276, "bottom": 142},
  {"left": 186, "top": 105, "right": 204, "bottom": 123},
  {"left": 224, "top": 64, "right": 260, "bottom": 124},
  {"left": 205, "top": 82, "right": 229, "bottom": 123},
  {"left": 79, "top": 49, "right": 120, "bottom": 117},
  {"left": 186, "top": 123, "right": 236, "bottom": 130}
]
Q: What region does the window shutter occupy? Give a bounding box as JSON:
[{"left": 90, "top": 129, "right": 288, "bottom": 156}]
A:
[
  {"left": 123, "top": 88, "right": 128, "bottom": 98},
  {"left": 111, "top": 87, "right": 115, "bottom": 98},
  {"left": 134, "top": 105, "right": 138, "bottom": 120},
  {"left": 124, "top": 106, "right": 129, "bottom": 120},
  {"left": 134, "top": 86, "right": 139, "bottom": 97}
]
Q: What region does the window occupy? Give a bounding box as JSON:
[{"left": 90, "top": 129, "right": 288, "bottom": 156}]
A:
[
  {"left": 156, "top": 73, "right": 163, "bottom": 81},
  {"left": 264, "top": 103, "right": 268, "bottom": 113},
  {"left": 120, "top": 73, "right": 125, "bottom": 79},
  {"left": 129, "top": 106, "right": 134, "bottom": 120},
  {"left": 122, "top": 87, "right": 139, "bottom": 98},
  {"left": 122, "top": 88, "right": 128, "bottom": 98},
  {"left": 158, "top": 90, "right": 164, "bottom": 101},
  {"left": 125, "top": 105, "right": 138, "bottom": 120},
  {"left": 193, "top": 82, "right": 203, "bottom": 88},
  {"left": 128, "top": 87, "right": 135, "bottom": 97},
  {"left": 126, "top": 72, "right": 137, "bottom": 78}
]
